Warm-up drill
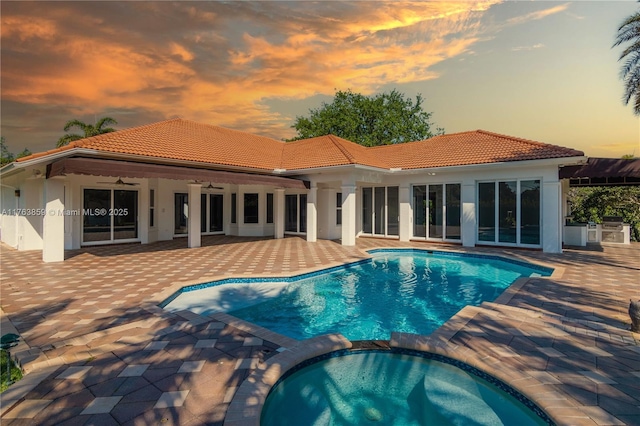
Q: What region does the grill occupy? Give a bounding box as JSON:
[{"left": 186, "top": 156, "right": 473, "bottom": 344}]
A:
[{"left": 602, "top": 216, "right": 624, "bottom": 231}]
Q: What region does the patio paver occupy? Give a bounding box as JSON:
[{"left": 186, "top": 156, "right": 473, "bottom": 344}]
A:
[{"left": 0, "top": 236, "right": 638, "bottom": 425}]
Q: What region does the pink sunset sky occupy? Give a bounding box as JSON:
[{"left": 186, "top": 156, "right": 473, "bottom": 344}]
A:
[{"left": 1, "top": 1, "right": 638, "bottom": 157}]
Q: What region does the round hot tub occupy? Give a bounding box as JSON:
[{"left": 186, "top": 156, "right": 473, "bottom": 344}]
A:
[{"left": 261, "top": 349, "right": 553, "bottom": 426}]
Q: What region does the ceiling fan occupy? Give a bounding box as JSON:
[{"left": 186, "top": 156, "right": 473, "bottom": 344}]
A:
[
  {"left": 191, "top": 181, "right": 223, "bottom": 189},
  {"left": 96, "top": 177, "right": 139, "bottom": 186},
  {"left": 205, "top": 182, "right": 223, "bottom": 190}
]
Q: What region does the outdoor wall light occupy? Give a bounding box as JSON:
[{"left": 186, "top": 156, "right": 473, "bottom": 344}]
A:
[{"left": 14, "top": 190, "right": 20, "bottom": 197}]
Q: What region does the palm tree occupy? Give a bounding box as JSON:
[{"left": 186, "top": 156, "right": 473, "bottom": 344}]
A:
[
  {"left": 614, "top": 8, "right": 640, "bottom": 115},
  {"left": 56, "top": 117, "right": 118, "bottom": 148}
]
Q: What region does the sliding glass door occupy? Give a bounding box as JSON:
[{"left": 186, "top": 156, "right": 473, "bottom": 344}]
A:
[
  {"left": 445, "top": 184, "right": 461, "bottom": 240},
  {"left": 83, "top": 189, "right": 138, "bottom": 244},
  {"left": 204, "top": 193, "right": 224, "bottom": 233},
  {"left": 412, "top": 184, "right": 461, "bottom": 240},
  {"left": 285, "top": 194, "right": 307, "bottom": 233},
  {"left": 428, "top": 185, "right": 443, "bottom": 239},
  {"left": 361, "top": 186, "right": 399, "bottom": 237},
  {"left": 477, "top": 180, "right": 540, "bottom": 246},
  {"left": 210, "top": 194, "right": 224, "bottom": 232}
]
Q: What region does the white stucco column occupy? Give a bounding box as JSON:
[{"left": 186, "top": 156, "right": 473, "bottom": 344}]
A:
[
  {"left": 542, "top": 181, "right": 562, "bottom": 253},
  {"left": 341, "top": 184, "right": 357, "bottom": 246},
  {"left": 561, "top": 179, "right": 570, "bottom": 244},
  {"left": 306, "top": 185, "right": 318, "bottom": 242},
  {"left": 461, "top": 182, "right": 476, "bottom": 248},
  {"left": 42, "top": 178, "right": 65, "bottom": 262},
  {"left": 274, "top": 188, "right": 285, "bottom": 239},
  {"left": 187, "top": 183, "right": 201, "bottom": 248},
  {"left": 138, "top": 180, "right": 150, "bottom": 244},
  {"left": 399, "top": 185, "right": 411, "bottom": 242}
]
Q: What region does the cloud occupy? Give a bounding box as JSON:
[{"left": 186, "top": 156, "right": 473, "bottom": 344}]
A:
[
  {"left": 511, "top": 43, "right": 545, "bottom": 52},
  {"left": 1, "top": 1, "right": 506, "bottom": 151},
  {"left": 504, "top": 3, "right": 570, "bottom": 26}
]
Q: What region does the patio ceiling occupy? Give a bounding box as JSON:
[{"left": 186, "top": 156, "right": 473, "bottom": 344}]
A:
[{"left": 46, "top": 157, "right": 309, "bottom": 189}]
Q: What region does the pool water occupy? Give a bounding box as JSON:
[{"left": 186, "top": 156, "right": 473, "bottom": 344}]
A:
[
  {"left": 164, "top": 250, "right": 551, "bottom": 340},
  {"left": 262, "top": 350, "right": 550, "bottom": 426}
]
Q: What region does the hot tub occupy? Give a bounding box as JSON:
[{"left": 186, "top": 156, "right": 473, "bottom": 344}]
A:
[{"left": 261, "top": 349, "right": 553, "bottom": 426}]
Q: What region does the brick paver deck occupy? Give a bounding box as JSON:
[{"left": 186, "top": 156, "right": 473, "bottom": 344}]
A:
[{"left": 1, "top": 236, "right": 638, "bottom": 425}]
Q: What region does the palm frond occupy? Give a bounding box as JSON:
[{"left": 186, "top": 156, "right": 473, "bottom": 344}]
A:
[
  {"left": 95, "top": 117, "right": 118, "bottom": 132},
  {"left": 617, "top": 11, "right": 640, "bottom": 32},
  {"left": 622, "top": 63, "right": 640, "bottom": 104},
  {"left": 613, "top": 12, "right": 640, "bottom": 47},
  {"left": 63, "top": 119, "right": 89, "bottom": 133},
  {"left": 620, "top": 39, "right": 640, "bottom": 61},
  {"left": 56, "top": 133, "right": 83, "bottom": 148},
  {"left": 620, "top": 51, "right": 640, "bottom": 79}
]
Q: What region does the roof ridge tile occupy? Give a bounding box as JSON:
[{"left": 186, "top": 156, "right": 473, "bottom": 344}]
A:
[{"left": 327, "top": 135, "right": 356, "bottom": 164}]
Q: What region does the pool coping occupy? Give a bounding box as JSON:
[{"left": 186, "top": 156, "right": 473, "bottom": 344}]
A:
[{"left": 224, "top": 334, "right": 353, "bottom": 426}]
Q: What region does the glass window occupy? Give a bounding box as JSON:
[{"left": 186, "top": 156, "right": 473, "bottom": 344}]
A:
[
  {"left": 244, "top": 193, "right": 259, "bottom": 224},
  {"left": 84, "top": 189, "right": 139, "bottom": 242},
  {"left": 499, "top": 181, "right": 517, "bottom": 243},
  {"left": 83, "top": 189, "right": 111, "bottom": 242},
  {"left": 445, "top": 184, "right": 461, "bottom": 240},
  {"left": 374, "top": 187, "right": 385, "bottom": 234},
  {"left": 285, "top": 194, "right": 298, "bottom": 232},
  {"left": 231, "top": 193, "right": 237, "bottom": 224},
  {"left": 210, "top": 194, "right": 223, "bottom": 232},
  {"left": 428, "top": 185, "right": 443, "bottom": 239},
  {"left": 336, "top": 192, "right": 342, "bottom": 225},
  {"left": 266, "top": 193, "right": 274, "bottom": 224},
  {"left": 478, "top": 182, "right": 495, "bottom": 242},
  {"left": 299, "top": 194, "right": 307, "bottom": 233},
  {"left": 201, "top": 193, "right": 207, "bottom": 232},
  {"left": 387, "top": 186, "right": 399, "bottom": 236},
  {"left": 520, "top": 180, "right": 540, "bottom": 245},
  {"left": 174, "top": 193, "right": 188, "bottom": 234},
  {"left": 477, "top": 180, "right": 541, "bottom": 246},
  {"left": 413, "top": 185, "right": 427, "bottom": 238},
  {"left": 362, "top": 188, "right": 372, "bottom": 234},
  {"left": 114, "top": 190, "right": 138, "bottom": 240},
  {"left": 149, "top": 189, "right": 155, "bottom": 228}
]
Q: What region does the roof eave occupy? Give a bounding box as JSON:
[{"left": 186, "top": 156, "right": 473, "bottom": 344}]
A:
[
  {"left": 276, "top": 163, "right": 391, "bottom": 175},
  {"left": 4, "top": 148, "right": 284, "bottom": 176},
  {"left": 392, "top": 155, "right": 588, "bottom": 174},
  {"left": 1, "top": 148, "right": 101, "bottom": 177}
]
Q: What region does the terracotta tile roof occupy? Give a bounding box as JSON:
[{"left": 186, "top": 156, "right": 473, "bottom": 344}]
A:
[
  {"left": 371, "top": 130, "right": 584, "bottom": 169},
  {"left": 17, "top": 118, "right": 286, "bottom": 171},
  {"left": 280, "top": 135, "right": 390, "bottom": 170},
  {"left": 17, "top": 121, "right": 584, "bottom": 172}
]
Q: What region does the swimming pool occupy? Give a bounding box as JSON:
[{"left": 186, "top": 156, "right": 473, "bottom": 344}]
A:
[
  {"left": 261, "top": 349, "right": 553, "bottom": 425},
  {"left": 163, "top": 249, "right": 552, "bottom": 340}
]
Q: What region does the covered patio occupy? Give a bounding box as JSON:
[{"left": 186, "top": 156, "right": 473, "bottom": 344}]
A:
[{"left": 1, "top": 236, "right": 639, "bottom": 425}]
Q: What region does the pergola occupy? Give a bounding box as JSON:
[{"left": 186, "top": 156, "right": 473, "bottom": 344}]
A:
[{"left": 559, "top": 157, "right": 640, "bottom": 186}]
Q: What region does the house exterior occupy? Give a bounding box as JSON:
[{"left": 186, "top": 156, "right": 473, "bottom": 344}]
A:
[{"left": 0, "top": 118, "right": 586, "bottom": 262}]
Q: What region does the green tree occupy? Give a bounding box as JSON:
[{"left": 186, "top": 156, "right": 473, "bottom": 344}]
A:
[
  {"left": 1, "top": 136, "right": 15, "bottom": 166},
  {"left": 287, "top": 89, "right": 443, "bottom": 146},
  {"left": 613, "top": 7, "right": 640, "bottom": 115},
  {"left": 57, "top": 117, "right": 118, "bottom": 148},
  {"left": 568, "top": 186, "right": 640, "bottom": 241}
]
